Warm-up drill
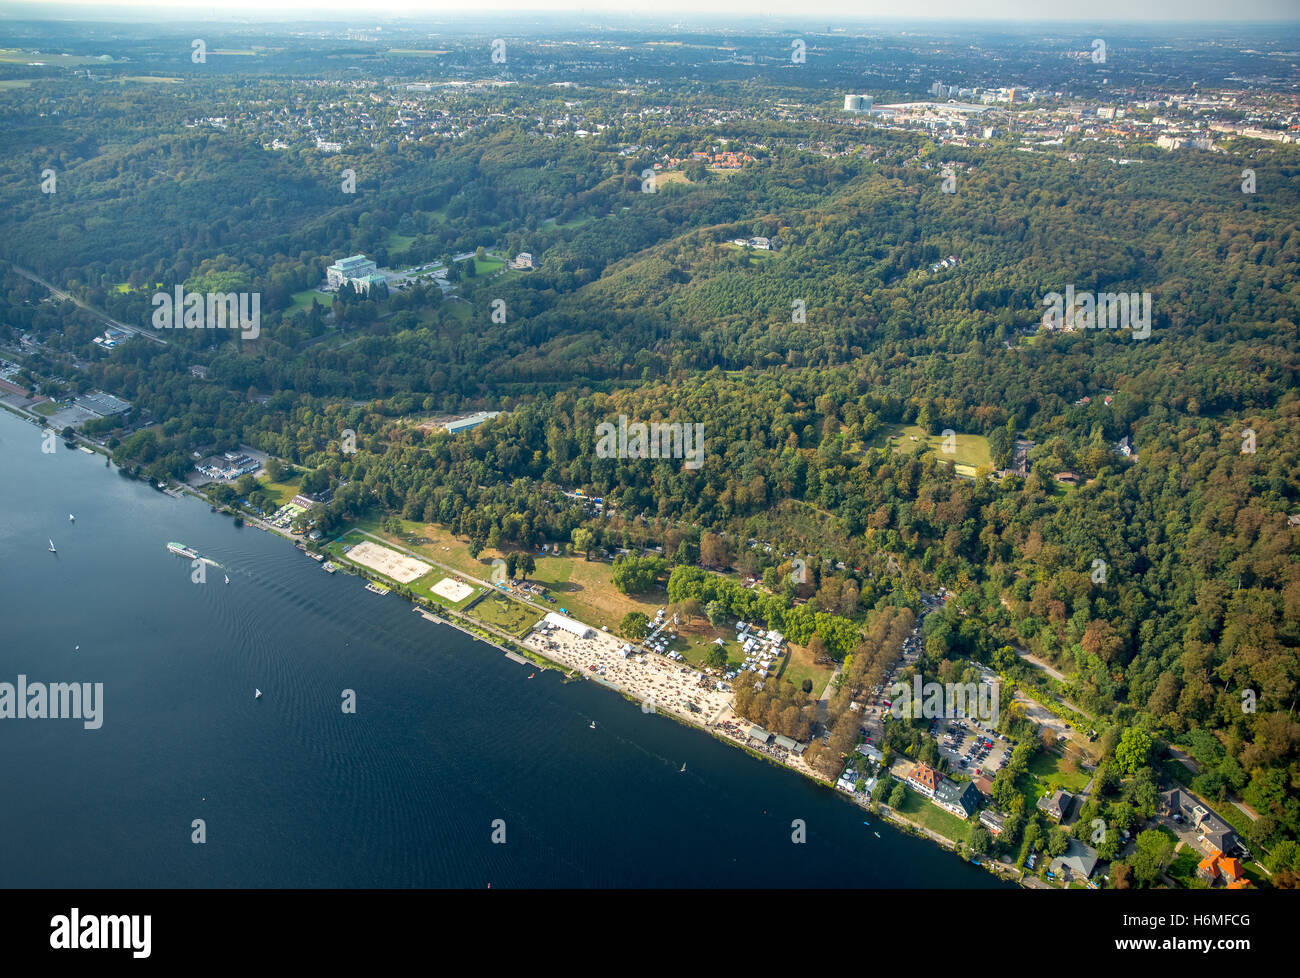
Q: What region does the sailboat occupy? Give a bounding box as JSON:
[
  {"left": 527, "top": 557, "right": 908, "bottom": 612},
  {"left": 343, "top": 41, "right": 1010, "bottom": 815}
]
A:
[
  {"left": 68, "top": 514, "right": 75, "bottom": 522},
  {"left": 254, "top": 689, "right": 262, "bottom": 700},
  {"left": 527, "top": 672, "right": 535, "bottom": 679},
  {"left": 224, "top": 574, "right": 230, "bottom": 585},
  {"left": 680, "top": 763, "right": 686, "bottom": 773},
  {"left": 589, "top": 721, "right": 597, "bottom": 729},
  {"left": 48, "top": 539, "right": 56, "bottom": 552}
]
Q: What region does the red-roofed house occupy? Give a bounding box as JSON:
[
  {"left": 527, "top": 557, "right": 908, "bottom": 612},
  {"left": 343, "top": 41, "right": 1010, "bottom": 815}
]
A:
[{"left": 907, "top": 763, "right": 940, "bottom": 799}]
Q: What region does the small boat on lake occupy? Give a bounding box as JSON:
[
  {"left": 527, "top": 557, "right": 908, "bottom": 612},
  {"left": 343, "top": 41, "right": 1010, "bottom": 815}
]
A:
[
  {"left": 48, "top": 539, "right": 56, "bottom": 552},
  {"left": 254, "top": 689, "right": 262, "bottom": 700}
]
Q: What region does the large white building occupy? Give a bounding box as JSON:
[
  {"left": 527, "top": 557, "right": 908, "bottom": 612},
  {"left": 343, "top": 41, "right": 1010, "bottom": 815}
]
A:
[
  {"left": 327, "top": 255, "right": 379, "bottom": 290},
  {"left": 542, "top": 612, "right": 595, "bottom": 640}
]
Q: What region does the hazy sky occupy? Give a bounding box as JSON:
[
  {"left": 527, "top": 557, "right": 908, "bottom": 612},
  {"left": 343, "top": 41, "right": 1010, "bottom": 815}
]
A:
[{"left": 12, "top": 0, "right": 1300, "bottom": 22}]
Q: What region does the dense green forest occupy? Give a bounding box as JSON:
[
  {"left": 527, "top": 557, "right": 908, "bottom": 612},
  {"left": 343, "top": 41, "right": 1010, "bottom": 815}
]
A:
[{"left": 2, "top": 62, "right": 1298, "bottom": 877}]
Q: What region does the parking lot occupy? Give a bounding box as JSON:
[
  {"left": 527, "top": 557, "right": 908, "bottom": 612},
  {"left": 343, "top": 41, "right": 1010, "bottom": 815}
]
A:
[{"left": 930, "top": 715, "right": 1014, "bottom": 778}]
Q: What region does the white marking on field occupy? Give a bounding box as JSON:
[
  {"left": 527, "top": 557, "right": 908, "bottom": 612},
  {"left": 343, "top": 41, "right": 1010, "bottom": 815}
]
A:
[
  {"left": 431, "top": 577, "right": 474, "bottom": 602},
  {"left": 347, "top": 540, "right": 431, "bottom": 584}
]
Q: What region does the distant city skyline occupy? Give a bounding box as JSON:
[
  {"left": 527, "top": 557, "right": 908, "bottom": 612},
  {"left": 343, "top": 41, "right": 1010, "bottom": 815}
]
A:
[{"left": 6, "top": 0, "right": 1300, "bottom": 22}]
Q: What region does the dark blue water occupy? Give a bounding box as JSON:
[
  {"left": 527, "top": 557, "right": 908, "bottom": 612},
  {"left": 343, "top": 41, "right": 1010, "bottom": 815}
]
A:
[{"left": 0, "top": 410, "right": 1007, "bottom": 888}]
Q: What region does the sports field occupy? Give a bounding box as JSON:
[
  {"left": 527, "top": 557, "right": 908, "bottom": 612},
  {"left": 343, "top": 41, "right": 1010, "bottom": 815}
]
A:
[
  {"left": 346, "top": 541, "right": 431, "bottom": 584},
  {"left": 431, "top": 577, "right": 474, "bottom": 602}
]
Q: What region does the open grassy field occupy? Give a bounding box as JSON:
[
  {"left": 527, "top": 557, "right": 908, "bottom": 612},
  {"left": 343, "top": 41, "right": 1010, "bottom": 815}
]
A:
[
  {"left": 1022, "top": 750, "right": 1091, "bottom": 801},
  {"left": 262, "top": 476, "right": 302, "bottom": 507},
  {"left": 779, "top": 642, "right": 836, "bottom": 697},
  {"left": 472, "top": 257, "right": 505, "bottom": 276},
  {"left": 289, "top": 288, "right": 328, "bottom": 312},
  {"left": 466, "top": 591, "right": 543, "bottom": 637},
  {"left": 890, "top": 424, "right": 992, "bottom": 477},
  {"left": 383, "top": 231, "right": 417, "bottom": 251},
  {"left": 652, "top": 170, "right": 691, "bottom": 187},
  {"left": 444, "top": 298, "right": 473, "bottom": 322},
  {"left": 0, "top": 49, "right": 116, "bottom": 66},
  {"left": 895, "top": 785, "right": 971, "bottom": 842},
  {"left": 32, "top": 401, "right": 57, "bottom": 416},
  {"left": 541, "top": 214, "right": 594, "bottom": 231}
]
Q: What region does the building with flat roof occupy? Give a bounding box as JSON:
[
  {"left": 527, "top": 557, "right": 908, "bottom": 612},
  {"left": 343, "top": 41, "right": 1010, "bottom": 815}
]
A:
[
  {"left": 443, "top": 411, "right": 501, "bottom": 434},
  {"left": 542, "top": 612, "right": 594, "bottom": 640},
  {"left": 75, "top": 391, "right": 131, "bottom": 417},
  {"left": 327, "top": 255, "right": 379, "bottom": 290}
]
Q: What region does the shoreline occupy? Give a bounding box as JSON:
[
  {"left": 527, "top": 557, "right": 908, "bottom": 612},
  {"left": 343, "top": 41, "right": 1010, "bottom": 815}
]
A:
[{"left": 132, "top": 463, "right": 1014, "bottom": 886}]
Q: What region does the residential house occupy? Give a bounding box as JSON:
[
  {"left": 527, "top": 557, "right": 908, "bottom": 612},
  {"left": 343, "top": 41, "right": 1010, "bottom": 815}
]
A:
[
  {"left": 1037, "top": 788, "right": 1073, "bottom": 822},
  {"left": 907, "top": 762, "right": 940, "bottom": 799},
  {"left": 933, "top": 779, "right": 982, "bottom": 820},
  {"left": 979, "top": 810, "right": 1006, "bottom": 837},
  {"left": 1049, "top": 838, "right": 1100, "bottom": 882},
  {"left": 1162, "top": 789, "right": 1242, "bottom": 856}
]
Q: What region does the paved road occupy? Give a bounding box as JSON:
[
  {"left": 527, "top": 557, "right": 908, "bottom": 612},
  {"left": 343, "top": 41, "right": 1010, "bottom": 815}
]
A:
[{"left": 11, "top": 265, "right": 166, "bottom": 345}]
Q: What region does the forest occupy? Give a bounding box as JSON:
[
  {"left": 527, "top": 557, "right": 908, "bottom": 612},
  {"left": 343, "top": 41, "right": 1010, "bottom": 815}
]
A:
[{"left": 2, "top": 64, "right": 1298, "bottom": 878}]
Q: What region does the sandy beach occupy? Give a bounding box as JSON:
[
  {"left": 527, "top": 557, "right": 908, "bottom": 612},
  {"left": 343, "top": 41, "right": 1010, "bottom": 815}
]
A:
[
  {"left": 520, "top": 618, "right": 824, "bottom": 782},
  {"left": 522, "top": 621, "right": 733, "bottom": 726}
]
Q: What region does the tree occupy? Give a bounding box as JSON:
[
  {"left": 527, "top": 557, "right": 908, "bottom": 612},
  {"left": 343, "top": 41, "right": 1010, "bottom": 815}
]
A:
[
  {"left": 802, "top": 678, "right": 814, "bottom": 694},
  {"left": 572, "top": 527, "right": 593, "bottom": 560},
  {"left": 1110, "top": 862, "right": 1134, "bottom": 889},
  {"left": 620, "top": 611, "right": 649, "bottom": 640},
  {"left": 888, "top": 783, "right": 906, "bottom": 808},
  {"left": 612, "top": 555, "right": 668, "bottom": 594},
  {"left": 705, "top": 644, "right": 727, "bottom": 669},
  {"left": 504, "top": 552, "right": 519, "bottom": 577},
  {"left": 1131, "top": 829, "right": 1175, "bottom": 887},
  {"left": 969, "top": 823, "right": 992, "bottom": 855},
  {"left": 705, "top": 599, "right": 727, "bottom": 627},
  {"left": 1115, "top": 727, "right": 1153, "bottom": 778},
  {"left": 519, "top": 552, "right": 536, "bottom": 579},
  {"left": 700, "top": 531, "right": 729, "bottom": 568}
]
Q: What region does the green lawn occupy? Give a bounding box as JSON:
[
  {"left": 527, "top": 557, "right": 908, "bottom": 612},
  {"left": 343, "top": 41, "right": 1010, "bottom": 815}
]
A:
[
  {"left": 1167, "top": 845, "right": 1203, "bottom": 888},
  {"left": 383, "top": 231, "right": 417, "bottom": 251},
  {"left": 472, "top": 257, "right": 505, "bottom": 276},
  {"left": 445, "top": 299, "right": 473, "bottom": 322},
  {"left": 1023, "top": 750, "right": 1091, "bottom": 801},
  {"left": 674, "top": 632, "right": 744, "bottom": 671},
  {"left": 289, "top": 288, "right": 327, "bottom": 312},
  {"left": 0, "top": 49, "right": 116, "bottom": 66},
  {"left": 542, "top": 214, "right": 594, "bottom": 230},
  {"left": 32, "top": 401, "right": 57, "bottom": 416},
  {"left": 465, "top": 592, "right": 544, "bottom": 637},
  {"left": 890, "top": 424, "right": 992, "bottom": 477},
  {"left": 262, "top": 477, "right": 302, "bottom": 507},
  {"left": 894, "top": 784, "right": 972, "bottom": 843},
  {"left": 778, "top": 644, "right": 835, "bottom": 697}
]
